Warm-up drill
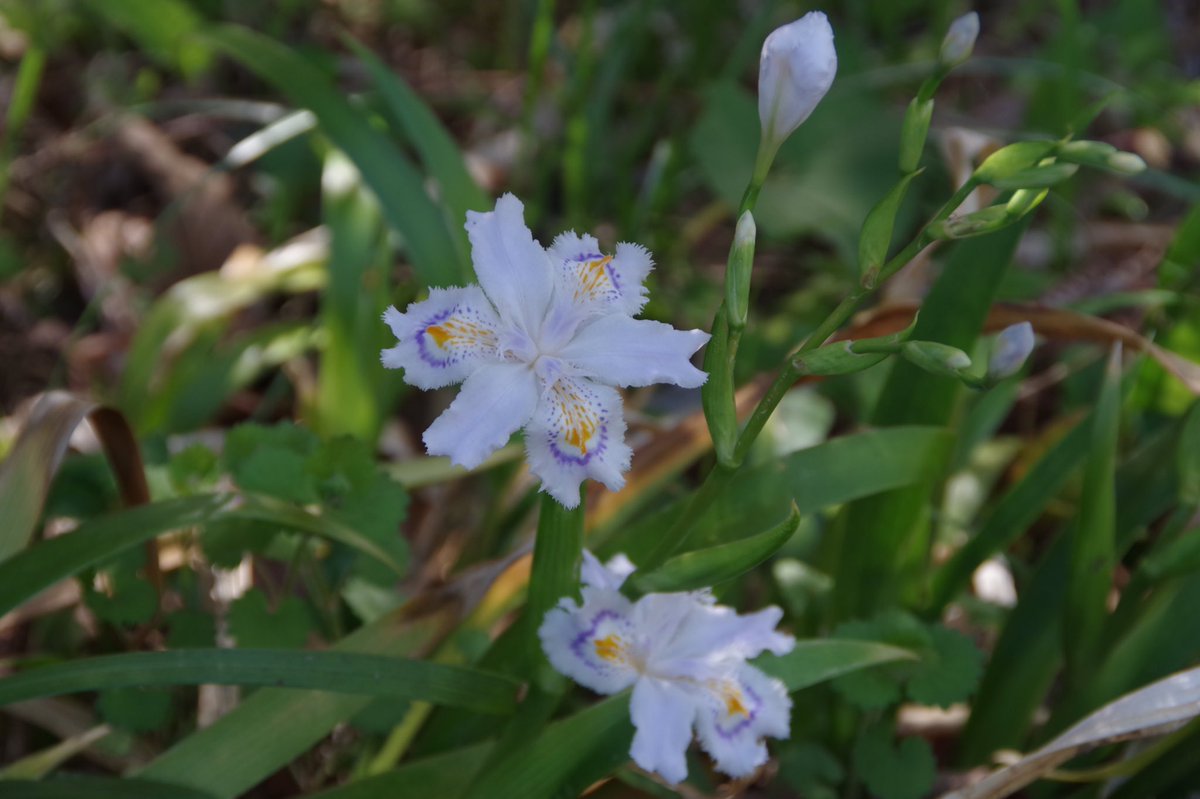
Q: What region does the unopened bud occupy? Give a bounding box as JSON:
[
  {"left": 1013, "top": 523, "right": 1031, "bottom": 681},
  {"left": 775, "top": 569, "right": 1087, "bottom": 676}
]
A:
[
  {"left": 987, "top": 322, "right": 1035, "bottom": 380},
  {"left": 1057, "top": 140, "right": 1146, "bottom": 175},
  {"left": 929, "top": 206, "right": 1009, "bottom": 240},
  {"left": 902, "top": 341, "right": 972, "bottom": 378},
  {"left": 987, "top": 161, "right": 1078, "bottom": 191},
  {"left": 758, "top": 12, "right": 838, "bottom": 150},
  {"left": 974, "top": 141, "right": 1057, "bottom": 184},
  {"left": 1106, "top": 151, "right": 1147, "bottom": 175},
  {"left": 726, "top": 211, "right": 757, "bottom": 330},
  {"left": 939, "top": 12, "right": 980, "bottom": 67}
]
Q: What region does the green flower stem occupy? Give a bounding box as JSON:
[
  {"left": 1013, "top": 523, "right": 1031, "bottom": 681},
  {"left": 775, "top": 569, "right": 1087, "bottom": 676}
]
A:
[
  {"left": 525, "top": 491, "right": 585, "bottom": 653},
  {"left": 739, "top": 138, "right": 776, "bottom": 214},
  {"left": 649, "top": 177, "right": 979, "bottom": 567}
]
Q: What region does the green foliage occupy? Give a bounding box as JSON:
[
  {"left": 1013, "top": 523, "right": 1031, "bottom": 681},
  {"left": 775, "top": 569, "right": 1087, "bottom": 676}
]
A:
[
  {"left": 97, "top": 687, "right": 176, "bottom": 734},
  {"left": 778, "top": 742, "right": 844, "bottom": 799},
  {"left": 228, "top": 593, "right": 312, "bottom": 649},
  {"left": 220, "top": 423, "right": 410, "bottom": 580},
  {"left": 852, "top": 723, "right": 936, "bottom": 799},
  {"left": 3, "top": 2, "right": 1199, "bottom": 797},
  {"left": 830, "top": 612, "right": 982, "bottom": 710}
]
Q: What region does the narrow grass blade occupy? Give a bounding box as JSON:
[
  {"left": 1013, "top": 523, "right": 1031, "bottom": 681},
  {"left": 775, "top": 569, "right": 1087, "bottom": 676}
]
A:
[
  {"left": 959, "top": 420, "right": 1182, "bottom": 764},
  {"left": 458, "top": 496, "right": 586, "bottom": 796},
  {"left": 203, "top": 25, "right": 467, "bottom": 286},
  {"left": 315, "top": 149, "right": 390, "bottom": 440},
  {"left": 525, "top": 493, "right": 585, "bottom": 650},
  {"left": 459, "top": 694, "right": 632, "bottom": 799},
  {"left": 0, "top": 650, "right": 518, "bottom": 715},
  {"left": 756, "top": 639, "right": 918, "bottom": 691},
  {"left": 137, "top": 605, "right": 456, "bottom": 797},
  {"left": 832, "top": 224, "right": 1026, "bottom": 620},
  {"left": 0, "top": 495, "right": 229, "bottom": 618},
  {"left": 0, "top": 724, "right": 111, "bottom": 779},
  {"left": 1064, "top": 345, "right": 1121, "bottom": 682},
  {"left": 631, "top": 503, "right": 801, "bottom": 594},
  {"left": 0, "top": 777, "right": 216, "bottom": 799},
  {"left": 307, "top": 743, "right": 491, "bottom": 799},
  {"left": 0, "top": 493, "right": 404, "bottom": 619},
  {"left": 86, "top": 0, "right": 211, "bottom": 78},
  {"left": 929, "top": 415, "right": 1090, "bottom": 612},
  {"left": 344, "top": 37, "right": 487, "bottom": 225}
]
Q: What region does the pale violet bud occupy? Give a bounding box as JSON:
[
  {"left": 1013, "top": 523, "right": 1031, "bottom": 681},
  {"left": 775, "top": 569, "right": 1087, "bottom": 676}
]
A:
[
  {"left": 987, "top": 322, "right": 1035, "bottom": 380},
  {"left": 939, "top": 12, "right": 980, "bottom": 67},
  {"left": 758, "top": 12, "right": 837, "bottom": 150}
]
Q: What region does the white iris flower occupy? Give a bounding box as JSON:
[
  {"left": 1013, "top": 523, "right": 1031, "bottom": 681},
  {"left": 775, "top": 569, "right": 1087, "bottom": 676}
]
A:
[
  {"left": 539, "top": 551, "right": 795, "bottom": 784},
  {"left": 381, "top": 194, "right": 709, "bottom": 508}
]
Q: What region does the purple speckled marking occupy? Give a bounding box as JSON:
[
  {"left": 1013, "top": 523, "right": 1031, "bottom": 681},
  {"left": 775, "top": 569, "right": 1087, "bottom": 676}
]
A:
[
  {"left": 548, "top": 423, "right": 607, "bottom": 467},
  {"left": 570, "top": 609, "right": 625, "bottom": 672},
  {"left": 414, "top": 307, "right": 455, "bottom": 368},
  {"left": 712, "top": 681, "right": 762, "bottom": 740}
]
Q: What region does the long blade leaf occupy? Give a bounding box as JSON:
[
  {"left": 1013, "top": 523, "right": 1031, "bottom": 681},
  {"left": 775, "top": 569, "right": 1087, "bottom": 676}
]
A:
[
  {"left": 203, "top": 25, "right": 467, "bottom": 286},
  {"left": 0, "top": 777, "right": 216, "bottom": 799},
  {"left": 0, "top": 650, "right": 518, "bottom": 715},
  {"left": 0, "top": 493, "right": 404, "bottom": 619}
]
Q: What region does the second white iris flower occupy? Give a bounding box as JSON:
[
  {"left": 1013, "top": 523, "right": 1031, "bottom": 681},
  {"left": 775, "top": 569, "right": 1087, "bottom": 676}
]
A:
[{"left": 540, "top": 551, "right": 795, "bottom": 784}]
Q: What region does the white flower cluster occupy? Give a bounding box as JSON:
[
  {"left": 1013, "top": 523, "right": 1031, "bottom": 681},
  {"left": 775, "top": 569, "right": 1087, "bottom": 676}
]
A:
[{"left": 539, "top": 552, "right": 795, "bottom": 784}]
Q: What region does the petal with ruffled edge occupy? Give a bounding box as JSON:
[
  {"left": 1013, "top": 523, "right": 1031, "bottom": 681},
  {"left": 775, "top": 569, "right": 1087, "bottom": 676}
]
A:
[
  {"left": 465, "top": 194, "right": 555, "bottom": 336},
  {"left": 629, "top": 677, "right": 698, "bottom": 785},
  {"left": 538, "top": 586, "right": 640, "bottom": 696},
  {"left": 630, "top": 592, "right": 703, "bottom": 663},
  {"left": 524, "top": 377, "right": 632, "bottom": 508},
  {"left": 549, "top": 233, "right": 652, "bottom": 316},
  {"left": 693, "top": 665, "right": 791, "bottom": 779},
  {"left": 664, "top": 604, "right": 795, "bottom": 667},
  {"left": 581, "top": 550, "right": 636, "bottom": 591},
  {"left": 560, "top": 315, "right": 710, "bottom": 389},
  {"left": 423, "top": 362, "right": 539, "bottom": 469},
  {"left": 381, "top": 286, "right": 501, "bottom": 390}
]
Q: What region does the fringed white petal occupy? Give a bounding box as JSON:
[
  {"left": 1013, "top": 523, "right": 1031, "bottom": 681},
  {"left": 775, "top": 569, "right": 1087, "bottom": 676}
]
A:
[
  {"left": 548, "top": 233, "right": 652, "bottom": 316},
  {"left": 524, "top": 377, "right": 631, "bottom": 508},
  {"left": 538, "top": 586, "right": 639, "bottom": 696},
  {"left": 464, "top": 193, "right": 555, "bottom": 336},
  {"left": 422, "top": 362, "right": 539, "bottom": 469},
  {"left": 668, "top": 604, "right": 795, "bottom": 665},
  {"left": 629, "top": 677, "right": 698, "bottom": 785},
  {"left": 380, "top": 286, "right": 501, "bottom": 389},
  {"left": 559, "top": 315, "right": 710, "bottom": 389},
  {"left": 693, "top": 665, "right": 792, "bottom": 779},
  {"left": 581, "top": 550, "right": 636, "bottom": 591}
]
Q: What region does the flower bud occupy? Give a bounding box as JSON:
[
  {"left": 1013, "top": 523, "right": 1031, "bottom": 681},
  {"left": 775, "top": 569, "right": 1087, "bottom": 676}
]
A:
[
  {"left": 939, "top": 12, "right": 979, "bottom": 67},
  {"left": 726, "top": 211, "right": 757, "bottom": 330},
  {"left": 928, "top": 206, "right": 1009, "bottom": 240},
  {"left": 987, "top": 322, "right": 1035, "bottom": 380},
  {"left": 758, "top": 12, "right": 837, "bottom": 150},
  {"left": 902, "top": 341, "right": 972, "bottom": 378},
  {"left": 1106, "top": 151, "right": 1147, "bottom": 175}
]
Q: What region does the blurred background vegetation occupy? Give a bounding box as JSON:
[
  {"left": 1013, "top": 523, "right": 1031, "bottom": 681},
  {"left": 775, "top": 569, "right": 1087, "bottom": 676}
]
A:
[{"left": 1, "top": 0, "right": 1199, "bottom": 797}]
